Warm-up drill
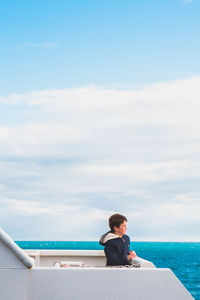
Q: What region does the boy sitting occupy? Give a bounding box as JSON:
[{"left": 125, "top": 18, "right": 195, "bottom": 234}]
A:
[{"left": 99, "top": 213, "right": 140, "bottom": 267}]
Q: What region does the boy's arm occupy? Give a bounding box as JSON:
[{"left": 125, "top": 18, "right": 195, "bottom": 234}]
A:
[
  {"left": 127, "top": 236, "right": 137, "bottom": 258},
  {"left": 104, "top": 242, "right": 130, "bottom": 266}
]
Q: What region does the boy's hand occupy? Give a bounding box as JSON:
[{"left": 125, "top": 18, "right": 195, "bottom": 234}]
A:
[{"left": 127, "top": 250, "right": 137, "bottom": 261}]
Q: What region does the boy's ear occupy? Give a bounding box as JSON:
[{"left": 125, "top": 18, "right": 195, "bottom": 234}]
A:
[{"left": 113, "top": 226, "right": 118, "bottom": 232}]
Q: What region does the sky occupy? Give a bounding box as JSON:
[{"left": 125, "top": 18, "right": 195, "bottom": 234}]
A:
[{"left": 0, "top": 0, "right": 200, "bottom": 241}]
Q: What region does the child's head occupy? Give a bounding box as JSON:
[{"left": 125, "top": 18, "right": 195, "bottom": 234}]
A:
[{"left": 109, "top": 214, "right": 127, "bottom": 235}]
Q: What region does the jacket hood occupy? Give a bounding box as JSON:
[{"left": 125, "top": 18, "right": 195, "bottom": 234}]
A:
[{"left": 99, "top": 231, "right": 120, "bottom": 245}]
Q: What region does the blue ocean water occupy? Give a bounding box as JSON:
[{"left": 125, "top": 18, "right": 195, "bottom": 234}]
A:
[{"left": 16, "top": 241, "right": 200, "bottom": 299}]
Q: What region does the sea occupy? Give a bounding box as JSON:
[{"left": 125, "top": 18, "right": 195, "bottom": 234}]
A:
[{"left": 16, "top": 241, "right": 200, "bottom": 300}]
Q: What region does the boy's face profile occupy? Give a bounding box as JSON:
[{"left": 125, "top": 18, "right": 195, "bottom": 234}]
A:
[{"left": 114, "top": 220, "right": 127, "bottom": 237}]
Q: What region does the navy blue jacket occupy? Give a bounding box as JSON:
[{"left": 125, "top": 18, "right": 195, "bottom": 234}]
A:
[{"left": 99, "top": 232, "right": 131, "bottom": 266}]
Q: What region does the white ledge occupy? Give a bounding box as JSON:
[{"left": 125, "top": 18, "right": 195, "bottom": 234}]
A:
[{"left": 0, "top": 228, "right": 34, "bottom": 269}]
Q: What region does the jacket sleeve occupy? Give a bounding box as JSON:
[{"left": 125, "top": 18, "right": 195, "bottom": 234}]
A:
[
  {"left": 104, "top": 241, "right": 130, "bottom": 265},
  {"left": 127, "top": 236, "right": 131, "bottom": 252}
]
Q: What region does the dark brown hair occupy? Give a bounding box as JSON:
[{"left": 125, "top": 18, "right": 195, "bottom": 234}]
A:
[{"left": 109, "top": 214, "right": 127, "bottom": 233}]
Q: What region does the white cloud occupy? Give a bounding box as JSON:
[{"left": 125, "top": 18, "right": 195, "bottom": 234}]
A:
[
  {"left": 0, "top": 198, "right": 82, "bottom": 216},
  {"left": 0, "top": 197, "right": 113, "bottom": 240},
  {"left": 78, "top": 160, "right": 200, "bottom": 183},
  {"left": 1, "top": 76, "right": 200, "bottom": 240},
  {"left": 182, "top": 0, "right": 195, "bottom": 5},
  {"left": 147, "top": 198, "right": 200, "bottom": 224},
  {"left": 23, "top": 42, "right": 59, "bottom": 48},
  {"left": 124, "top": 193, "right": 200, "bottom": 241},
  {"left": 1, "top": 76, "right": 200, "bottom": 159}
]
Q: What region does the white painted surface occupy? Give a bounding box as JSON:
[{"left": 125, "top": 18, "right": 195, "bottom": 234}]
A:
[
  {"left": 30, "top": 268, "right": 193, "bottom": 300},
  {"left": 0, "top": 228, "right": 34, "bottom": 268},
  {"left": 0, "top": 268, "right": 193, "bottom": 300},
  {"left": 25, "top": 249, "right": 155, "bottom": 268},
  {"left": 0, "top": 239, "right": 27, "bottom": 269},
  {"left": 0, "top": 269, "right": 28, "bottom": 300}
]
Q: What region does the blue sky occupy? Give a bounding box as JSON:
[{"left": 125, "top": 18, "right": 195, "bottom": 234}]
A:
[
  {"left": 0, "top": 0, "right": 200, "bottom": 241},
  {"left": 1, "top": 0, "right": 200, "bottom": 94}
]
